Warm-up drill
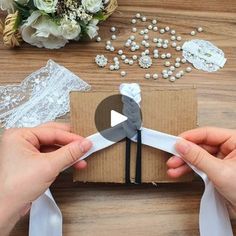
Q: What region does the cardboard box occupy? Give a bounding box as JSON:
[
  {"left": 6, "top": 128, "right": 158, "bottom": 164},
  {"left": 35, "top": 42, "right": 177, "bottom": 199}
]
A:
[{"left": 71, "top": 88, "right": 197, "bottom": 183}]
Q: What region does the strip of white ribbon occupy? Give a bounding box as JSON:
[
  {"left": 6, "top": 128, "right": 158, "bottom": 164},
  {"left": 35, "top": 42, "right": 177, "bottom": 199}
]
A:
[{"left": 29, "top": 83, "right": 233, "bottom": 236}]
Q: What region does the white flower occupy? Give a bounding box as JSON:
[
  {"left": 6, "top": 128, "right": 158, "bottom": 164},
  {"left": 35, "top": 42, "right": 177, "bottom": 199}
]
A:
[
  {"left": 33, "top": 0, "right": 58, "bottom": 13},
  {"left": 0, "top": 0, "right": 29, "bottom": 11},
  {"left": 86, "top": 19, "right": 99, "bottom": 39},
  {"left": 21, "top": 11, "right": 68, "bottom": 49},
  {"left": 61, "top": 18, "right": 81, "bottom": 40},
  {"left": 82, "top": 0, "right": 103, "bottom": 13}
]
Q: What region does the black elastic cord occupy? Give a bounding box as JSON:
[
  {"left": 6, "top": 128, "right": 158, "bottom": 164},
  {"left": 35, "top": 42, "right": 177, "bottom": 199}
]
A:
[
  {"left": 125, "top": 138, "right": 131, "bottom": 184},
  {"left": 135, "top": 129, "right": 142, "bottom": 184}
]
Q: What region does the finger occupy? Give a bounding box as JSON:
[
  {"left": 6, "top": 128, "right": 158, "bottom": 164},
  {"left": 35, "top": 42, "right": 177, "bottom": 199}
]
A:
[
  {"left": 29, "top": 127, "right": 84, "bottom": 147},
  {"left": 167, "top": 165, "right": 192, "bottom": 178},
  {"left": 180, "top": 127, "right": 234, "bottom": 147},
  {"left": 220, "top": 135, "right": 236, "bottom": 156},
  {"left": 48, "top": 139, "right": 92, "bottom": 172},
  {"left": 73, "top": 160, "right": 87, "bottom": 170},
  {"left": 166, "top": 156, "right": 186, "bottom": 168},
  {"left": 199, "top": 144, "right": 219, "bottom": 155},
  {"left": 38, "top": 122, "right": 71, "bottom": 132},
  {"left": 175, "top": 139, "right": 222, "bottom": 179},
  {"left": 40, "top": 145, "right": 60, "bottom": 153}
]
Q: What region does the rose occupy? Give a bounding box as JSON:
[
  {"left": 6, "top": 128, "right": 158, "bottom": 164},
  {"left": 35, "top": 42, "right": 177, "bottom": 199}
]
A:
[
  {"left": 33, "top": 0, "right": 58, "bottom": 13},
  {"left": 61, "top": 18, "right": 81, "bottom": 40},
  {"left": 86, "top": 19, "right": 99, "bottom": 39},
  {"left": 0, "top": 0, "right": 29, "bottom": 11},
  {"left": 21, "top": 11, "right": 68, "bottom": 49},
  {"left": 82, "top": 0, "right": 103, "bottom": 13}
]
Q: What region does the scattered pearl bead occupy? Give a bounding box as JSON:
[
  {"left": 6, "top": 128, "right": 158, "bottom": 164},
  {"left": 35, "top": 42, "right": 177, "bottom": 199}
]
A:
[
  {"left": 186, "top": 67, "right": 192, "bottom": 72},
  {"left": 167, "top": 70, "right": 173, "bottom": 76},
  {"left": 148, "top": 25, "right": 153, "bottom": 30},
  {"left": 197, "top": 27, "right": 203, "bottom": 32},
  {"left": 118, "top": 49, "right": 123, "bottom": 55},
  {"left": 144, "top": 35, "right": 149, "bottom": 40},
  {"left": 110, "top": 27, "right": 116, "bottom": 32},
  {"left": 121, "top": 71, "right": 127, "bottom": 77},
  {"left": 145, "top": 49, "right": 150, "bottom": 54},
  {"left": 162, "top": 69, "right": 168, "bottom": 74},
  {"left": 124, "top": 59, "right": 129, "bottom": 64},
  {"left": 177, "top": 36, "right": 182, "bottom": 41},
  {"left": 131, "top": 18, "right": 137, "bottom": 24},
  {"left": 157, "top": 43, "right": 162, "bottom": 48},
  {"left": 181, "top": 58, "right": 187, "bottom": 64},
  {"left": 171, "top": 36, "right": 176, "bottom": 41},
  {"left": 161, "top": 54, "right": 166, "bottom": 59},
  {"left": 170, "top": 30, "right": 176, "bottom": 35},
  {"left": 153, "top": 49, "right": 158, "bottom": 54},
  {"left": 152, "top": 19, "right": 157, "bottom": 24},
  {"left": 131, "top": 41, "right": 136, "bottom": 46},
  {"left": 145, "top": 73, "right": 151, "bottom": 79},
  {"left": 132, "top": 27, "right": 137, "bottom": 33},
  {"left": 190, "top": 30, "right": 196, "bottom": 36},
  {"left": 164, "top": 39, "right": 169, "bottom": 44},
  {"left": 125, "top": 42, "right": 131, "bottom": 47},
  {"left": 163, "top": 74, "right": 169, "bottom": 79},
  {"left": 140, "top": 30, "right": 144, "bottom": 35},
  {"left": 113, "top": 57, "right": 119, "bottom": 62},
  {"left": 129, "top": 60, "right": 134, "bottom": 65},
  {"left": 172, "top": 42, "right": 177, "bottom": 48},
  {"left": 114, "top": 64, "right": 120, "bottom": 70},
  {"left": 142, "top": 16, "right": 147, "bottom": 22},
  {"left": 165, "top": 26, "right": 170, "bottom": 32},
  {"left": 176, "top": 46, "right": 181, "bottom": 51},
  {"left": 153, "top": 54, "right": 159, "bottom": 59},
  {"left": 106, "top": 40, "right": 111, "bottom": 45},
  {"left": 136, "top": 13, "right": 141, "bottom": 18},
  {"left": 145, "top": 42, "right": 150, "bottom": 48},
  {"left": 162, "top": 44, "right": 168, "bottom": 49},
  {"left": 110, "top": 65, "right": 115, "bottom": 70},
  {"left": 175, "top": 62, "right": 181, "bottom": 68},
  {"left": 158, "top": 38, "right": 163, "bottom": 43},
  {"left": 169, "top": 76, "right": 176, "bottom": 82},
  {"left": 175, "top": 57, "right": 181, "bottom": 62},
  {"left": 110, "top": 46, "right": 115, "bottom": 52},
  {"left": 180, "top": 70, "right": 185, "bottom": 76},
  {"left": 135, "top": 45, "right": 140, "bottom": 50},
  {"left": 153, "top": 38, "right": 158, "bottom": 43},
  {"left": 131, "top": 46, "right": 136, "bottom": 52},
  {"left": 121, "top": 55, "right": 126, "bottom": 60},
  {"left": 130, "top": 35, "right": 135, "bottom": 41},
  {"left": 106, "top": 45, "right": 111, "bottom": 50},
  {"left": 153, "top": 73, "right": 159, "bottom": 79},
  {"left": 170, "top": 66, "right": 175, "bottom": 71},
  {"left": 166, "top": 53, "right": 171, "bottom": 58},
  {"left": 165, "top": 61, "right": 171, "bottom": 67},
  {"left": 141, "top": 52, "right": 146, "bottom": 56},
  {"left": 153, "top": 26, "right": 158, "bottom": 31},
  {"left": 111, "top": 35, "right": 117, "bottom": 40},
  {"left": 144, "top": 29, "right": 149, "bottom": 34},
  {"left": 132, "top": 55, "right": 138, "bottom": 60},
  {"left": 176, "top": 73, "right": 181, "bottom": 79},
  {"left": 160, "top": 29, "right": 165, "bottom": 34},
  {"left": 141, "top": 40, "right": 146, "bottom": 46},
  {"left": 96, "top": 36, "right": 101, "bottom": 42}
]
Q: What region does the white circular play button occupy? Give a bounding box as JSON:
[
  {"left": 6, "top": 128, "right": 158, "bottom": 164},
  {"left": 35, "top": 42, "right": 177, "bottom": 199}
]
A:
[{"left": 110, "top": 110, "right": 128, "bottom": 127}]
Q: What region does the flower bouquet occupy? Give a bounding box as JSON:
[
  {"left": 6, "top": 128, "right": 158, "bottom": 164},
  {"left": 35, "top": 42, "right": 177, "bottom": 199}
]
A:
[{"left": 0, "top": 0, "right": 117, "bottom": 49}]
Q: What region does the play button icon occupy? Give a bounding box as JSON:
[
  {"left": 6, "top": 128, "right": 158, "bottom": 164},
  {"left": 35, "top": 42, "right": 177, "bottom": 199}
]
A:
[
  {"left": 111, "top": 110, "right": 128, "bottom": 127},
  {"left": 95, "top": 94, "right": 142, "bottom": 142}
]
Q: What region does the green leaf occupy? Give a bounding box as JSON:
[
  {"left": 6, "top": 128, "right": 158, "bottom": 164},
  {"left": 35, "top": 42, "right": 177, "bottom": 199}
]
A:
[
  {"left": 14, "top": 1, "right": 31, "bottom": 20},
  {"left": 93, "top": 11, "right": 106, "bottom": 21}
]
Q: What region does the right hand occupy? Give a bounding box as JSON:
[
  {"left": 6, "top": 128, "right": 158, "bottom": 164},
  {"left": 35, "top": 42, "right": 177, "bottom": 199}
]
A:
[{"left": 166, "top": 127, "right": 236, "bottom": 214}]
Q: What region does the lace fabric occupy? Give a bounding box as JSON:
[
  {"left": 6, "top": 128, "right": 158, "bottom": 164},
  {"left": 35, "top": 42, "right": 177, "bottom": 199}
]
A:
[
  {"left": 0, "top": 60, "right": 91, "bottom": 128},
  {"left": 182, "top": 39, "right": 227, "bottom": 72}
]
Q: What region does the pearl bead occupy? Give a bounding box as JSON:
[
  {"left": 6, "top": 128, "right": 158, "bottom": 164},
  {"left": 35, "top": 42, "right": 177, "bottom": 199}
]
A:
[
  {"left": 172, "top": 42, "right": 177, "bottom": 48},
  {"left": 181, "top": 58, "right": 187, "bottom": 64},
  {"left": 142, "top": 16, "right": 147, "bottom": 22},
  {"left": 145, "top": 42, "right": 150, "bottom": 48},
  {"left": 170, "top": 30, "right": 176, "bottom": 35},
  {"left": 161, "top": 54, "right": 166, "bottom": 59},
  {"left": 114, "top": 64, "right": 120, "bottom": 70},
  {"left": 148, "top": 25, "right": 153, "bottom": 30},
  {"left": 165, "top": 61, "right": 171, "bottom": 67},
  {"left": 124, "top": 59, "right": 129, "bottom": 64},
  {"left": 105, "top": 45, "right": 111, "bottom": 50},
  {"left": 135, "top": 45, "right": 140, "bottom": 50},
  {"left": 180, "top": 70, "right": 184, "bottom": 76},
  {"left": 145, "top": 73, "right": 151, "bottom": 79},
  {"left": 131, "top": 19, "right": 137, "bottom": 24},
  {"left": 164, "top": 39, "right": 169, "bottom": 44},
  {"left": 121, "top": 55, "right": 126, "bottom": 60},
  {"left": 175, "top": 62, "right": 180, "bottom": 68},
  {"left": 141, "top": 52, "right": 146, "bottom": 56},
  {"left": 130, "top": 35, "right": 135, "bottom": 41},
  {"left": 153, "top": 49, "right": 158, "bottom": 54},
  {"left": 153, "top": 38, "right": 158, "bottom": 43},
  {"left": 162, "top": 69, "right": 168, "bottom": 74},
  {"left": 158, "top": 38, "right": 163, "bottom": 43},
  {"left": 163, "top": 74, "right": 169, "bottom": 79},
  {"left": 121, "top": 71, "right": 127, "bottom": 77},
  {"left": 177, "top": 36, "right": 182, "bottom": 41},
  {"left": 132, "top": 27, "right": 137, "bottom": 33},
  {"left": 153, "top": 73, "right": 159, "bottom": 79},
  {"left": 186, "top": 67, "right": 192, "bottom": 72},
  {"left": 110, "top": 27, "right": 116, "bottom": 32},
  {"left": 96, "top": 36, "right": 101, "bottom": 42},
  {"left": 127, "top": 39, "right": 132, "bottom": 44},
  {"left": 160, "top": 29, "right": 165, "bottom": 34},
  {"left": 144, "top": 35, "right": 149, "bottom": 40},
  {"left": 197, "top": 27, "right": 203, "bottom": 32},
  {"left": 165, "top": 26, "right": 170, "bottom": 32},
  {"left": 171, "top": 36, "right": 176, "bottom": 41},
  {"left": 145, "top": 49, "right": 150, "bottom": 54},
  {"left": 118, "top": 49, "right": 123, "bottom": 55},
  {"left": 166, "top": 53, "right": 171, "bottom": 58},
  {"left": 125, "top": 42, "right": 131, "bottom": 47},
  {"left": 169, "top": 76, "right": 176, "bottom": 82},
  {"left": 176, "top": 73, "right": 181, "bottom": 79},
  {"left": 157, "top": 43, "right": 162, "bottom": 48},
  {"left": 111, "top": 35, "right": 117, "bottom": 40},
  {"left": 136, "top": 13, "right": 141, "bottom": 18},
  {"left": 167, "top": 70, "right": 173, "bottom": 76},
  {"left": 106, "top": 40, "right": 111, "bottom": 45},
  {"left": 175, "top": 57, "right": 181, "bottom": 62},
  {"left": 190, "top": 31, "right": 196, "bottom": 36},
  {"left": 152, "top": 19, "right": 157, "bottom": 24},
  {"left": 144, "top": 29, "right": 149, "bottom": 34},
  {"left": 131, "top": 47, "right": 136, "bottom": 52},
  {"left": 113, "top": 57, "right": 119, "bottom": 62},
  {"left": 141, "top": 40, "right": 146, "bottom": 46},
  {"left": 176, "top": 46, "right": 181, "bottom": 51},
  {"left": 110, "top": 46, "right": 115, "bottom": 52},
  {"left": 110, "top": 65, "right": 115, "bottom": 70},
  {"left": 129, "top": 60, "right": 134, "bottom": 65},
  {"left": 132, "top": 55, "right": 138, "bottom": 60},
  {"left": 170, "top": 66, "right": 175, "bottom": 71},
  {"left": 131, "top": 41, "right": 136, "bottom": 46},
  {"left": 140, "top": 30, "right": 145, "bottom": 35},
  {"left": 153, "top": 54, "right": 159, "bottom": 59},
  {"left": 162, "top": 44, "right": 168, "bottom": 49},
  {"left": 153, "top": 26, "right": 158, "bottom": 31}
]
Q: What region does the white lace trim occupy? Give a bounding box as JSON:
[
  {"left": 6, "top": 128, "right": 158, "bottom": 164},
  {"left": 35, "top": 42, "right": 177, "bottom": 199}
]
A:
[
  {"left": 0, "top": 60, "right": 91, "bottom": 128},
  {"left": 182, "top": 39, "right": 227, "bottom": 72}
]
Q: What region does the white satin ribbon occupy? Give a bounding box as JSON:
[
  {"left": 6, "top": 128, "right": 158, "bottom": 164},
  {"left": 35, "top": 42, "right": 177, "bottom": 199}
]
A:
[{"left": 29, "top": 83, "right": 233, "bottom": 236}]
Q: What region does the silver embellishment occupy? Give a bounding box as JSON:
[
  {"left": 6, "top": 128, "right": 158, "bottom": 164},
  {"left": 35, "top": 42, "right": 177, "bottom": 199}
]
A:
[
  {"left": 95, "top": 55, "right": 108, "bottom": 67},
  {"left": 138, "top": 55, "right": 152, "bottom": 69}
]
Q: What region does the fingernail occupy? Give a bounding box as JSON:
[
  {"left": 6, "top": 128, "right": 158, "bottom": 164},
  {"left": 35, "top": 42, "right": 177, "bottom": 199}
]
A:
[
  {"left": 79, "top": 139, "right": 92, "bottom": 153},
  {"left": 175, "top": 140, "right": 190, "bottom": 155}
]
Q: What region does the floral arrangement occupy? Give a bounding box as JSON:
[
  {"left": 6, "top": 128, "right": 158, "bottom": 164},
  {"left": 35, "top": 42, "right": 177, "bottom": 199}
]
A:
[{"left": 0, "top": 0, "right": 117, "bottom": 49}]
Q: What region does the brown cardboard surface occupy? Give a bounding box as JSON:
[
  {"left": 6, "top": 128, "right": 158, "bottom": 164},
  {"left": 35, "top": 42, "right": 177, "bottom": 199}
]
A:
[{"left": 71, "top": 88, "right": 197, "bottom": 183}]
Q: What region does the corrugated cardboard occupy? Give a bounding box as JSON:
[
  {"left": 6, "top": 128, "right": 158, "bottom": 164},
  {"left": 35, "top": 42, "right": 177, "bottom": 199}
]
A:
[{"left": 71, "top": 88, "right": 197, "bottom": 183}]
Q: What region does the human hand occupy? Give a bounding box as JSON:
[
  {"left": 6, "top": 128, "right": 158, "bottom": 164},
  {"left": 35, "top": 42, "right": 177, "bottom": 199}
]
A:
[
  {"left": 166, "top": 127, "right": 236, "bottom": 216},
  {"left": 0, "top": 122, "right": 92, "bottom": 235}
]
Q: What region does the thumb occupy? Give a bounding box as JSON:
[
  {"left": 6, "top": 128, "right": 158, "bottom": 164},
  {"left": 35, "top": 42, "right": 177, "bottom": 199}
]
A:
[
  {"left": 49, "top": 139, "right": 92, "bottom": 172},
  {"left": 175, "top": 139, "right": 221, "bottom": 178}
]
